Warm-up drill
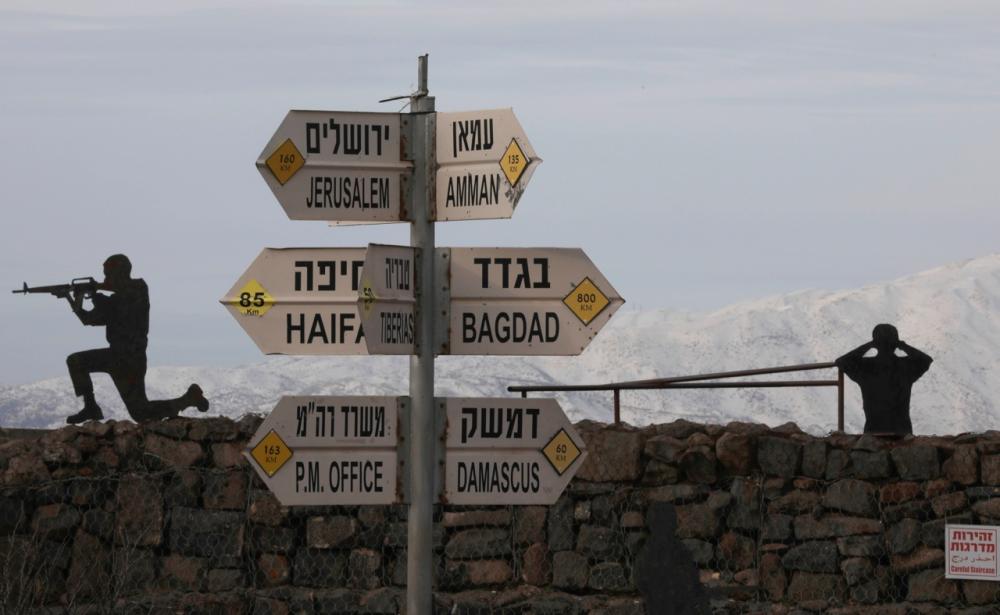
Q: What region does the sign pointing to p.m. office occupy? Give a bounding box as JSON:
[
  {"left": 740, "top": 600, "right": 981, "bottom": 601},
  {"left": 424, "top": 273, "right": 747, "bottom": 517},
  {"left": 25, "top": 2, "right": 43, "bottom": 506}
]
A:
[{"left": 245, "top": 396, "right": 404, "bottom": 506}]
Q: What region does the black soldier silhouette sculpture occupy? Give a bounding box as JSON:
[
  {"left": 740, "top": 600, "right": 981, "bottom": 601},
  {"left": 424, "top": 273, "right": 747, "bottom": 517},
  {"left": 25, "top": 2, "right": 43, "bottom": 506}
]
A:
[
  {"left": 14, "top": 254, "right": 210, "bottom": 424},
  {"left": 836, "top": 324, "right": 932, "bottom": 436}
]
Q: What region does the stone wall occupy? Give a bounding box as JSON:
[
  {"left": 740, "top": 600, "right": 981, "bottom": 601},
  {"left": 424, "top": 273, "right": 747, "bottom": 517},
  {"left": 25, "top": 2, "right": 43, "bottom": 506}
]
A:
[{"left": 2, "top": 416, "right": 1000, "bottom": 614}]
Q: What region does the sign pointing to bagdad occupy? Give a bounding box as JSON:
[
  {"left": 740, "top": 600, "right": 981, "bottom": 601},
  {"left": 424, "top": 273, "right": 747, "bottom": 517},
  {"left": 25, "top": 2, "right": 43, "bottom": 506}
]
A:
[
  {"left": 435, "top": 109, "right": 540, "bottom": 221},
  {"left": 221, "top": 248, "right": 369, "bottom": 355},
  {"left": 443, "top": 397, "right": 587, "bottom": 505},
  {"left": 257, "top": 111, "right": 411, "bottom": 223},
  {"left": 446, "top": 247, "right": 624, "bottom": 355},
  {"left": 244, "top": 396, "right": 404, "bottom": 505}
]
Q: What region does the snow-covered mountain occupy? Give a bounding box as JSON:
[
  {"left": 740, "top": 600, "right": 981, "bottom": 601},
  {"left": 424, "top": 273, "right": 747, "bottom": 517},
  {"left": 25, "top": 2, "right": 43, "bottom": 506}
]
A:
[{"left": 3, "top": 255, "right": 998, "bottom": 435}]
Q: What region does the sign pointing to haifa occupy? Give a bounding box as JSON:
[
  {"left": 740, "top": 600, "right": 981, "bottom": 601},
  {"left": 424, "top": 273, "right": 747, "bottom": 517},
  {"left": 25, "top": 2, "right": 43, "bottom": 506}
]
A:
[
  {"left": 221, "top": 248, "right": 369, "bottom": 355},
  {"left": 244, "top": 396, "right": 405, "bottom": 506},
  {"left": 257, "top": 111, "right": 412, "bottom": 223},
  {"left": 435, "top": 109, "right": 540, "bottom": 221},
  {"left": 443, "top": 397, "right": 587, "bottom": 505}
]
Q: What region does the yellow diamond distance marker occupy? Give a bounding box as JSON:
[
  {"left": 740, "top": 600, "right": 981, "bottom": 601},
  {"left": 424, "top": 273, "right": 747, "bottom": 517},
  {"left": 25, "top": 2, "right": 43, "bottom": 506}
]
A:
[
  {"left": 250, "top": 430, "right": 293, "bottom": 478},
  {"left": 542, "top": 428, "right": 582, "bottom": 476},
  {"left": 499, "top": 138, "right": 529, "bottom": 187},
  {"left": 359, "top": 276, "right": 378, "bottom": 316},
  {"left": 266, "top": 138, "right": 305, "bottom": 186},
  {"left": 231, "top": 279, "right": 275, "bottom": 317},
  {"left": 562, "top": 277, "right": 611, "bottom": 326}
]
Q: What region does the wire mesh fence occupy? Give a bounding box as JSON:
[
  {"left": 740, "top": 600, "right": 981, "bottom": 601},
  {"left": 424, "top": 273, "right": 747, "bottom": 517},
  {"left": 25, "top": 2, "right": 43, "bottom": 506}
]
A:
[{"left": 2, "top": 418, "right": 1000, "bottom": 614}]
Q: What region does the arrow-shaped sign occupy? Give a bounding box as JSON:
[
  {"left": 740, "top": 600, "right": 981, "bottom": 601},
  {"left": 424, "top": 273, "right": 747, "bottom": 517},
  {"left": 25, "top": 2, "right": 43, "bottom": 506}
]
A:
[
  {"left": 435, "top": 109, "right": 540, "bottom": 221},
  {"left": 244, "top": 396, "right": 404, "bottom": 506},
  {"left": 358, "top": 244, "right": 417, "bottom": 355},
  {"left": 443, "top": 397, "right": 587, "bottom": 505},
  {"left": 221, "top": 248, "right": 368, "bottom": 355},
  {"left": 257, "top": 111, "right": 412, "bottom": 223},
  {"left": 446, "top": 247, "right": 623, "bottom": 355}
]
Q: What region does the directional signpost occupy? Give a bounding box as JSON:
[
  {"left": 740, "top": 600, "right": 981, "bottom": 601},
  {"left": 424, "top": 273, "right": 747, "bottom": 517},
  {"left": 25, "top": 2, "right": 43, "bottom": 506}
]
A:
[
  {"left": 228, "top": 56, "right": 623, "bottom": 615},
  {"left": 358, "top": 244, "right": 417, "bottom": 355},
  {"left": 447, "top": 248, "right": 624, "bottom": 355},
  {"left": 435, "top": 109, "right": 540, "bottom": 221},
  {"left": 257, "top": 111, "right": 411, "bottom": 223},
  {"left": 221, "top": 248, "right": 368, "bottom": 355},
  {"left": 244, "top": 396, "right": 404, "bottom": 505},
  {"left": 444, "top": 397, "right": 587, "bottom": 505}
]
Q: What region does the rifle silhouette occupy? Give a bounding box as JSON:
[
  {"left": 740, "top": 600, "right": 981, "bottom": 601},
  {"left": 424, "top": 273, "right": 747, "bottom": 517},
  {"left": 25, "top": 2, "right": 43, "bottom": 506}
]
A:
[{"left": 12, "top": 277, "right": 103, "bottom": 299}]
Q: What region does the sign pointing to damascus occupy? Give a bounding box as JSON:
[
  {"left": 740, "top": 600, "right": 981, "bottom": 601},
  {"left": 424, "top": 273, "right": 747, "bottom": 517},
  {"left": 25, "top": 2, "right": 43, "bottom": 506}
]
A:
[
  {"left": 443, "top": 397, "right": 587, "bottom": 505},
  {"left": 244, "top": 396, "right": 404, "bottom": 505},
  {"left": 435, "top": 109, "right": 541, "bottom": 221},
  {"left": 257, "top": 111, "right": 412, "bottom": 223}
]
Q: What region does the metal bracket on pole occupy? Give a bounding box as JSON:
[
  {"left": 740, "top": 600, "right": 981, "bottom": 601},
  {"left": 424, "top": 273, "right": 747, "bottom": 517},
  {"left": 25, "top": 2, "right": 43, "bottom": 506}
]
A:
[
  {"left": 397, "top": 396, "right": 412, "bottom": 504},
  {"left": 435, "top": 397, "right": 446, "bottom": 502},
  {"left": 434, "top": 248, "right": 451, "bottom": 355}
]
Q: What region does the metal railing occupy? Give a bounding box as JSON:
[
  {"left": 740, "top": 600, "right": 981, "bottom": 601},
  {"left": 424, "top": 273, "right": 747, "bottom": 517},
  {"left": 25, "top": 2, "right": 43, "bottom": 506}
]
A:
[{"left": 508, "top": 361, "right": 847, "bottom": 431}]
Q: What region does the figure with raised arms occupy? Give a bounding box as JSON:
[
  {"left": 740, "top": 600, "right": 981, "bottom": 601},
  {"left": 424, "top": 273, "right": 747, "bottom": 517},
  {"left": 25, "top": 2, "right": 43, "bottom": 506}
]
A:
[{"left": 836, "top": 324, "right": 932, "bottom": 436}]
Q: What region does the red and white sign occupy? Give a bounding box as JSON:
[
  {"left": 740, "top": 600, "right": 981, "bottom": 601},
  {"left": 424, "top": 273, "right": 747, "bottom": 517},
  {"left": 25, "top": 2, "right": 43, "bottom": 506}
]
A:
[{"left": 946, "top": 524, "right": 1000, "bottom": 581}]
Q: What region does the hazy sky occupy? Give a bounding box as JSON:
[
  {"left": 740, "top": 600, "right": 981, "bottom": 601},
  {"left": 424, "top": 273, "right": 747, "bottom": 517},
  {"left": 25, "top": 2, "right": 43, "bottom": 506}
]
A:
[{"left": 2, "top": 1, "right": 999, "bottom": 385}]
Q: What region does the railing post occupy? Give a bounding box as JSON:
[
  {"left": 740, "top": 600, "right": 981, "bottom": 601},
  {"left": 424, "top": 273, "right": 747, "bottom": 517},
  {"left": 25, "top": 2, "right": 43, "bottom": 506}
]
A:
[
  {"left": 613, "top": 389, "right": 620, "bottom": 425},
  {"left": 837, "top": 367, "right": 845, "bottom": 432}
]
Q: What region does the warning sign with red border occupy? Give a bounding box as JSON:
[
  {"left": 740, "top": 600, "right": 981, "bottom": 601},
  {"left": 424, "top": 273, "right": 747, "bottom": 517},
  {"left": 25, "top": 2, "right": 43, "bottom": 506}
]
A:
[{"left": 946, "top": 524, "right": 1000, "bottom": 580}]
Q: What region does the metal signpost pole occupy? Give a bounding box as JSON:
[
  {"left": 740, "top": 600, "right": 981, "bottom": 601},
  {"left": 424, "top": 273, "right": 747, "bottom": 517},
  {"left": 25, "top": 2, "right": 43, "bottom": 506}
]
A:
[{"left": 407, "top": 54, "right": 436, "bottom": 615}]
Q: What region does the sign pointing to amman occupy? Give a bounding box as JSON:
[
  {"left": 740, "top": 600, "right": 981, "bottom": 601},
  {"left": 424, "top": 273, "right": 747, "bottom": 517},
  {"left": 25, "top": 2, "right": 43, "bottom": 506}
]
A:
[
  {"left": 435, "top": 109, "right": 540, "bottom": 221},
  {"left": 443, "top": 397, "right": 587, "bottom": 505},
  {"left": 257, "top": 111, "right": 412, "bottom": 223},
  {"left": 244, "top": 396, "right": 404, "bottom": 506}
]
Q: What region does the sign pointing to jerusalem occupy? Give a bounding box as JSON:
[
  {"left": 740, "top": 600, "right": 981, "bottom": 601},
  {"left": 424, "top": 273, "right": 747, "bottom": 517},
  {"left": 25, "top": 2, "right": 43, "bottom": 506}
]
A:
[
  {"left": 221, "top": 248, "right": 368, "bottom": 355},
  {"left": 446, "top": 248, "right": 624, "bottom": 355},
  {"left": 257, "top": 111, "right": 411, "bottom": 222},
  {"left": 443, "top": 397, "right": 587, "bottom": 505},
  {"left": 244, "top": 396, "right": 404, "bottom": 506},
  {"left": 358, "top": 244, "right": 417, "bottom": 355},
  {"left": 435, "top": 109, "right": 540, "bottom": 221}
]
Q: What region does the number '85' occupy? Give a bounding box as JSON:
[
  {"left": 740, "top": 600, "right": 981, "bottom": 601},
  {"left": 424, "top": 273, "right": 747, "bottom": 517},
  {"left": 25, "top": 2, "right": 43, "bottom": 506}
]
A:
[{"left": 240, "top": 292, "right": 266, "bottom": 307}]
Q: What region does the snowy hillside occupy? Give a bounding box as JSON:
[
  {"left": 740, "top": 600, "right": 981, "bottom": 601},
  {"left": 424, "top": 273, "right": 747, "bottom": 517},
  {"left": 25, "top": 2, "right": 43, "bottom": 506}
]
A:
[{"left": 2, "top": 254, "right": 998, "bottom": 435}]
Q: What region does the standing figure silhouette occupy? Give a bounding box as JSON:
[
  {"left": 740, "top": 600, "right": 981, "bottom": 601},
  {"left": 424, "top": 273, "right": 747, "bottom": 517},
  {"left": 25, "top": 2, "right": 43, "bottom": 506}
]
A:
[
  {"left": 65, "top": 254, "right": 209, "bottom": 424},
  {"left": 835, "top": 324, "right": 932, "bottom": 435}
]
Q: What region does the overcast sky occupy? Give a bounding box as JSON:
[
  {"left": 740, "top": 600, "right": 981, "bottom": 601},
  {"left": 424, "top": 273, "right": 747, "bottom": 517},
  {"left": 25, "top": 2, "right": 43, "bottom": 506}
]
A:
[{"left": 2, "top": 1, "right": 999, "bottom": 385}]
